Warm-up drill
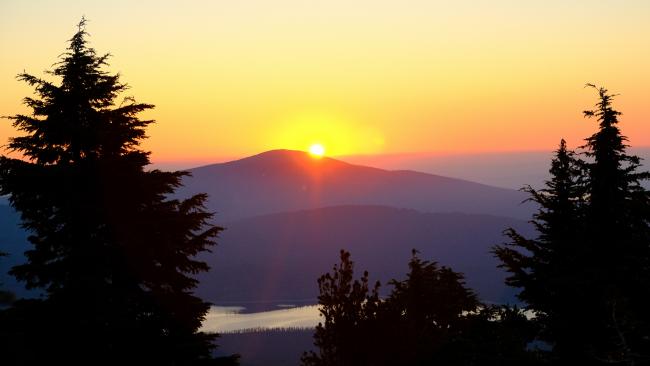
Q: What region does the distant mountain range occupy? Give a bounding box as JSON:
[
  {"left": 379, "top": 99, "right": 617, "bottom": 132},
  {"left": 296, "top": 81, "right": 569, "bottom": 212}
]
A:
[
  {"left": 177, "top": 150, "right": 535, "bottom": 223},
  {"left": 196, "top": 205, "right": 533, "bottom": 304},
  {"left": 1, "top": 150, "right": 537, "bottom": 304},
  {"left": 342, "top": 147, "right": 650, "bottom": 189}
]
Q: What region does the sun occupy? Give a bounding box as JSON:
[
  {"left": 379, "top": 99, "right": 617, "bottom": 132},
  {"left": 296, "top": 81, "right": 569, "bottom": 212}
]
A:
[{"left": 308, "top": 143, "right": 326, "bottom": 157}]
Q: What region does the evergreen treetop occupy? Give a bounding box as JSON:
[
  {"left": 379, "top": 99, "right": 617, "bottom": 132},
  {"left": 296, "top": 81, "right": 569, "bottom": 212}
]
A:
[
  {"left": 0, "top": 19, "right": 237, "bottom": 365},
  {"left": 495, "top": 85, "right": 650, "bottom": 364}
]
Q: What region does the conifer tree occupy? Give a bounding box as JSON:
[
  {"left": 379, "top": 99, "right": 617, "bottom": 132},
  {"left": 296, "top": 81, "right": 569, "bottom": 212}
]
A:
[
  {"left": 0, "top": 19, "right": 237, "bottom": 365},
  {"left": 304, "top": 250, "right": 538, "bottom": 366},
  {"left": 494, "top": 139, "right": 586, "bottom": 360},
  {"left": 496, "top": 86, "right": 650, "bottom": 364},
  {"left": 381, "top": 250, "right": 481, "bottom": 365},
  {"left": 579, "top": 85, "right": 650, "bottom": 364},
  {"left": 301, "top": 250, "right": 381, "bottom": 366}
]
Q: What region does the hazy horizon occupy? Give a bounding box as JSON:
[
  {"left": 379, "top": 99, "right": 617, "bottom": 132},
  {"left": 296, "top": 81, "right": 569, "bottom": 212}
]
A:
[{"left": 151, "top": 146, "right": 650, "bottom": 189}]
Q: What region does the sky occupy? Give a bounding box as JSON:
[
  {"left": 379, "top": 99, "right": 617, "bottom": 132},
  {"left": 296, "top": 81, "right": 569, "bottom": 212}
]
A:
[{"left": 1, "top": 0, "right": 649, "bottom": 164}]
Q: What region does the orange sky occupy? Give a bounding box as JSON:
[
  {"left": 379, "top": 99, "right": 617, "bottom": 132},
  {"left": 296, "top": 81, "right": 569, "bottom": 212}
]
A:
[{"left": 1, "top": 1, "right": 649, "bottom": 163}]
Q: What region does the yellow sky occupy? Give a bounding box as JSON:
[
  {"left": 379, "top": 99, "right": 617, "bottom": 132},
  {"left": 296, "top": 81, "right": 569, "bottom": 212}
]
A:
[{"left": 1, "top": 0, "right": 649, "bottom": 162}]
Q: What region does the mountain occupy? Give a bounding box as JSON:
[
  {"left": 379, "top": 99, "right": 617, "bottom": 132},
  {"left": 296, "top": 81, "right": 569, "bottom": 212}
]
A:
[
  {"left": 196, "top": 205, "right": 533, "bottom": 305},
  {"left": 340, "top": 151, "right": 555, "bottom": 190},
  {"left": 177, "top": 150, "right": 535, "bottom": 223},
  {"left": 2, "top": 151, "right": 537, "bottom": 304},
  {"left": 343, "top": 148, "right": 650, "bottom": 190},
  {"left": 0, "top": 204, "right": 530, "bottom": 306}
]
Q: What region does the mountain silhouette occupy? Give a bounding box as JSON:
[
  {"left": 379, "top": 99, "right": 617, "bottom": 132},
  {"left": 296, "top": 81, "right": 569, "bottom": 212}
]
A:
[
  {"left": 3, "top": 152, "right": 535, "bottom": 304},
  {"left": 177, "top": 150, "right": 534, "bottom": 223},
  {"left": 196, "top": 205, "right": 533, "bottom": 305}
]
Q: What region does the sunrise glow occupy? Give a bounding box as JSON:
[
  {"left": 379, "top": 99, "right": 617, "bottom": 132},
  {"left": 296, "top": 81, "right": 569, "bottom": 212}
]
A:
[
  {"left": 0, "top": 1, "right": 649, "bottom": 162},
  {"left": 309, "top": 144, "right": 325, "bottom": 157}
]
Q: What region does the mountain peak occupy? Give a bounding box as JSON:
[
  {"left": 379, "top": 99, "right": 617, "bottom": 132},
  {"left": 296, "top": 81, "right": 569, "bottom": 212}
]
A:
[
  {"left": 196, "top": 149, "right": 354, "bottom": 172},
  {"left": 237, "top": 149, "right": 340, "bottom": 163},
  {"left": 179, "top": 149, "right": 533, "bottom": 223}
]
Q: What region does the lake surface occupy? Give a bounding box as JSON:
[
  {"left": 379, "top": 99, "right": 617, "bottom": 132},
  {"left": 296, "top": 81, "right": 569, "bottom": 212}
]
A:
[{"left": 201, "top": 305, "right": 321, "bottom": 333}]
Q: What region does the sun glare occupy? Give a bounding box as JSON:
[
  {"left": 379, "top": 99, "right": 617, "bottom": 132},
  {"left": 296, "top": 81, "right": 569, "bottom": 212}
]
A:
[
  {"left": 269, "top": 112, "right": 385, "bottom": 156},
  {"left": 309, "top": 143, "right": 326, "bottom": 157}
]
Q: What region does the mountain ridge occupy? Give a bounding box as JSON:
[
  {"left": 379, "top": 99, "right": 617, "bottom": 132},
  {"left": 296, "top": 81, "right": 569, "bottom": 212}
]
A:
[
  {"left": 196, "top": 204, "right": 531, "bottom": 305},
  {"left": 178, "top": 149, "right": 534, "bottom": 222},
  {"left": 191, "top": 149, "right": 523, "bottom": 191}
]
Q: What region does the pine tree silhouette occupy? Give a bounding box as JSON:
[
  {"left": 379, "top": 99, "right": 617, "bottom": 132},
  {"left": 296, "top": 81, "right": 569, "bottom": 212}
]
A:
[
  {"left": 304, "top": 250, "right": 539, "bottom": 366},
  {"left": 495, "top": 85, "right": 650, "bottom": 364},
  {"left": 0, "top": 19, "right": 238, "bottom": 365},
  {"left": 301, "top": 250, "right": 381, "bottom": 366},
  {"left": 580, "top": 85, "right": 650, "bottom": 364},
  {"left": 494, "top": 139, "right": 587, "bottom": 361},
  {"left": 381, "top": 250, "right": 480, "bottom": 365}
]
